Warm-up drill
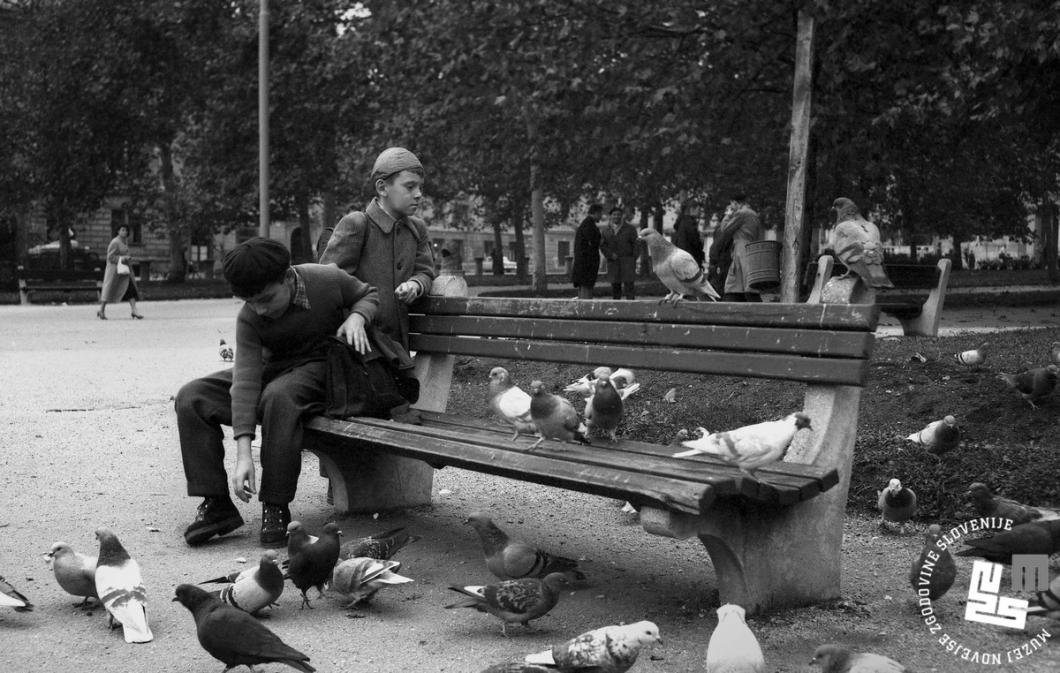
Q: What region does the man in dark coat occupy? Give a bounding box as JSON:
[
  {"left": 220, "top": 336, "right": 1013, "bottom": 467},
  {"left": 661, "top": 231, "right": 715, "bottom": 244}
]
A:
[
  {"left": 600, "top": 206, "right": 641, "bottom": 299},
  {"left": 571, "top": 204, "right": 603, "bottom": 299},
  {"left": 672, "top": 203, "right": 705, "bottom": 268}
]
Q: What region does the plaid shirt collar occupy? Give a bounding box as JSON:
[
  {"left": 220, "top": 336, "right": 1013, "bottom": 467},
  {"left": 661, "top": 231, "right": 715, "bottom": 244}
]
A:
[{"left": 285, "top": 267, "right": 311, "bottom": 310}]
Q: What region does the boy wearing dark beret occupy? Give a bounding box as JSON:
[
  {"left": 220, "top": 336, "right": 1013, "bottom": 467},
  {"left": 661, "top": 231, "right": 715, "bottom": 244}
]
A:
[{"left": 176, "top": 238, "right": 379, "bottom": 547}]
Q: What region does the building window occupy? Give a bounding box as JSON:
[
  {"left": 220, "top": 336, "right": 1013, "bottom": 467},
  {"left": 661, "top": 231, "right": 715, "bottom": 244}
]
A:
[{"left": 111, "top": 208, "right": 143, "bottom": 244}]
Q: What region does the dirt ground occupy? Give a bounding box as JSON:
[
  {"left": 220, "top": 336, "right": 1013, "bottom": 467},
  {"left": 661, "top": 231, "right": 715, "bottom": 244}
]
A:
[{"left": 2, "top": 298, "right": 1059, "bottom": 672}]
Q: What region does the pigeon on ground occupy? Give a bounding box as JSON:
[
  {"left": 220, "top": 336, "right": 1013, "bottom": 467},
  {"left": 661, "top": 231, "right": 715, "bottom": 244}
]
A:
[
  {"left": 905, "top": 415, "right": 960, "bottom": 456},
  {"left": 46, "top": 541, "right": 98, "bottom": 607},
  {"left": 638, "top": 228, "right": 720, "bottom": 303},
  {"left": 330, "top": 557, "right": 413, "bottom": 608},
  {"left": 0, "top": 575, "right": 32, "bottom": 611},
  {"left": 489, "top": 367, "right": 537, "bottom": 441},
  {"left": 1051, "top": 341, "right": 1060, "bottom": 366},
  {"left": 219, "top": 338, "right": 234, "bottom": 362},
  {"left": 955, "top": 519, "right": 1060, "bottom": 564},
  {"left": 908, "top": 524, "right": 956, "bottom": 600},
  {"left": 339, "top": 526, "right": 421, "bottom": 561},
  {"left": 662, "top": 387, "right": 677, "bottom": 403},
  {"left": 285, "top": 522, "right": 342, "bottom": 609},
  {"left": 673, "top": 413, "right": 812, "bottom": 482},
  {"left": 465, "top": 512, "right": 583, "bottom": 582},
  {"left": 94, "top": 527, "right": 153, "bottom": 643},
  {"left": 480, "top": 664, "right": 555, "bottom": 673},
  {"left": 954, "top": 342, "right": 987, "bottom": 367},
  {"left": 174, "top": 583, "right": 315, "bottom": 672},
  {"left": 999, "top": 365, "right": 1059, "bottom": 408},
  {"left": 964, "top": 482, "right": 1043, "bottom": 525},
  {"left": 705, "top": 604, "right": 766, "bottom": 672},
  {"left": 877, "top": 479, "right": 917, "bottom": 533},
  {"left": 200, "top": 550, "right": 284, "bottom": 616},
  {"left": 811, "top": 644, "right": 908, "bottom": 672},
  {"left": 831, "top": 198, "right": 893, "bottom": 289},
  {"left": 585, "top": 374, "right": 623, "bottom": 441},
  {"left": 524, "top": 620, "right": 662, "bottom": 672},
  {"left": 286, "top": 521, "right": 317, "bottom": 558},
  {"left": 1027, "top": 573, "right": 1060, "bottom": 619},
  {"left": 444, "top": 573, "right": 571, "bottom": 636},
  {"left": 528, "top": 380, "right": 590, "bottom": 450}
]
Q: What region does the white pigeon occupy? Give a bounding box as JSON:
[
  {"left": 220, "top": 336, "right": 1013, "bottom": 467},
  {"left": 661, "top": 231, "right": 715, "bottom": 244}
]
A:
[
  {"left": 94, "top": 527, "right": 153, "bottom": 643},
  {"left": 705, "top": 604, "right": 766, "bottom": 673},
  {"left": 330, "top": 557, "right": 413, "bottom": 608},
  {"left": 831, "top": 198, "right": 893, "bottom": 288},
  {"left": 488, "top": 367, "right": 537, "bottom": 441},
  {"left": 565, "top": 367, "right": 639, "bottom": 397},
  {"left": 639, "top": 228, "right": 720, "bottom": 303},
  {"left": 673, "top": 413, "right": 812, "bottom": 481},
  {"left": 218, "top": 338, "right": 234, "bottom": 362},
  {"left": 46, "top": 541, "right": 98, "bottom": 606},
  {"left": 954, "top": 341, "right": 987, "bottom": 367},
  {"left": 525, "top": 620, "right": 661, "bottom": 672},
  {"left": 0, "top": 575, "right": 32, "bottom": 611}
]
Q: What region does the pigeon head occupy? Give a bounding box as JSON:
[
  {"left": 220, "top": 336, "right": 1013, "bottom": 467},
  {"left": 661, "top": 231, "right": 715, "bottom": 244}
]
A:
[
  {"left": 792, "top": 413, "right": 812, "bottom": 430},
  {"left": 592, "top": 366, "right": 613, "bottom": 380},
  {"left": 716, "top": 603, "right": 748, "bottom": 624},
  {"left": 287, "top": 521, "right": 304, "bottom": 534},
  {"left": 594, "top": 376, "right": 613, "bottom": 393},
  {"left": 322, "top": 522, "right": 343, "bottom": 539},
  {"left": 173, "top": 583, "right": 215, "bottom": 612},
  {"left": 46, "top": 541, "right": 72, "bottom": 561},
  {"left": 811, "top": 644, "right": 851, "bottom": 670},
  {"left": 464, "top": 511, "right": 492, "bottom": 528},
  {"left": 625, "top": 620, "right": 662, "bottom": 646},
  {"left": 529, "top": 380, "right": 546, "bottom": 396},
  {"left": 966, "top": 482, "right": 992, "bottom": 502},
  {"left": 488, "top": 367, "right": 510, "bottom": 384},
  {"left": 541, "top": 572, "right": 574, "bottom": 592},
  {"left": 261, "top": 550, "right": 279, "bottom": 564},
  {"left": 831, "top": 198, "right": 859, "bottom": 223},
  {"left": 886, "top": 478, "right": 902, "bottom": 494},
  {"left": 925, "top": 524, "right": 942, "bottom": 542},
  {"left": 636, "top": 228, "right": 660, "bottom": 241},
  {"left": 93, "top": 527, "right": 130, "bottom": 565}
]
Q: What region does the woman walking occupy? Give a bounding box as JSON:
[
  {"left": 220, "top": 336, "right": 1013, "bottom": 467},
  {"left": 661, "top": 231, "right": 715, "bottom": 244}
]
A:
[{"left": 98, "top": 225, "right": 143, "bottom": 319}]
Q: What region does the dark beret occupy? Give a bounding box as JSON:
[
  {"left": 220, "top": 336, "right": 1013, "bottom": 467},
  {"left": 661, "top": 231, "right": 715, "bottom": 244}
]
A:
[{"left": 222, "top": 237, "right": 290, "bottom": 298}]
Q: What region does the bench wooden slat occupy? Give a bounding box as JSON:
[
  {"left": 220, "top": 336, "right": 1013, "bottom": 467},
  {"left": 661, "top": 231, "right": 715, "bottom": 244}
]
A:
[
  {"left": 409, "top": 334, "right": 871, "bottom": 386},
  {"left": 304, "top": 417, "right": 713, "bottom": 514},
  {"left": 415, "top": 297, "right": 880, "bottom": 331},
  {"left": 412, "top": 315, "right": 874, "bottom": 359}
]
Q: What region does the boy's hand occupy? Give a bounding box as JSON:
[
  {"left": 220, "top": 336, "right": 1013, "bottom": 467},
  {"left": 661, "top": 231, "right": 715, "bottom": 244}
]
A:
[
  {"left": 231, "top": 457, "right": 256, "bottom": 503},
  {"left": 337, "top": 312, "right": 371, "bottom": 354},
  {"left": 395, "top": 280, "right": 421, "bottom": 304}
]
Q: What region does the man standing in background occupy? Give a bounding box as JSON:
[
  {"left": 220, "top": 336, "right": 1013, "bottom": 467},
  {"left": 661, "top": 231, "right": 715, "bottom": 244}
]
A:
[
  {"left": 600, "top": 205, "right": 640, "bottom": 300},
  {"left": 571, "top": 203, "right": 603, "bottom": 299}
]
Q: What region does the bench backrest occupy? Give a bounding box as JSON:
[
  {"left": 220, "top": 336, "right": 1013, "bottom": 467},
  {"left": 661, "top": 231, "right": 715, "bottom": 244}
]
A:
[{"left": 409, "top": 298, "right": 879, "bottom": 387}]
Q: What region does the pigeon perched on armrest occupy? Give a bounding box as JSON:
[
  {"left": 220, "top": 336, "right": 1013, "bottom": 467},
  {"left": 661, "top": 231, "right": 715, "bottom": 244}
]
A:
[
  {"left": 831, "top": 198, "right": 893, "bottom": 289},
  {"left": 638, "top": 228, "right": 720, "bottom": 303}
]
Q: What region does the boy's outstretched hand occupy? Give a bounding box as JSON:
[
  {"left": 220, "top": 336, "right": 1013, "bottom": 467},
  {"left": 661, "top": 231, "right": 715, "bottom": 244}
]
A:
[
  {"left": 394, "top": 280, "right": 421, "bottom": 304},
  {"left": 337, "top": 312, "right": 371, "bottom": 354}
]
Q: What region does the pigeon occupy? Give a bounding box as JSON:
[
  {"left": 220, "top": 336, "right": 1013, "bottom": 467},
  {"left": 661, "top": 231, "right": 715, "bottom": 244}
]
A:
[
  {"left": 285, "top": 522, "right": 342, "bottom": 609},
  {"left": 1027, "top": 573, "right": 1060, "bottom": 619},
  {"left": 965, "top": 482, "right": 1043, "bottom": 525},
  {"left": 287, "top": 521, "right": 317, "bottom": 558},
  {"left": 489, "top": 367, "right": 537, "bottom": 440},
  {"left": 219, "top": 338, "right": 234, "bottom": 362},
  {"left": 1051, "top": 341, "right": 1060, "bottom": 366},
  {"left": 908, "top": 524, "right": 957, "bottom": 600},
  {"left": 45, "top": 541, "right": 98, "bottom": 607},
  {"left": 0, "top": 575, "right": 32, "bottom": 611},
  {"left": 662, "top": 387, "right": 677, "bottom": 403},
  {"left": 524, "top": 620, "right": 662, "bottom": 672},
  {"left": 954, "top": 341, "right": 987, "bottom": 367},
  {"left": 705, "top": 604, "right": 766, "bottom": 673},
  {"left": 528, "top": 380, "right": 590, "bottom": 450},
  {"left": 444, "top": 572, "right": 571, "bottom": 636},
  {"left": 811, "top": 644, "right": 908, "bottom": 672},
  {"left": 999, "top": 365, "right": 1059, "bottom": 408},
  {"left": 339, "top": 526, "right": 421, "bottom": 561},
  {"left": 877, "top": 479, "right": 917, "bottom": 533},
  {"left": 94, "top": 527, "right": 153, "bottom": 643},
  {"left": 330, "top": 557, "right": 413, "bottom": 608},
  {"left": 564, "top": 366, "right": 613, "bottom": 395},
  {"left": 673, "top": 413, "right": 812, "bottom": 482},
  {"left": 830, "top": 198, "right": 893, "bottom": 289},
  {"left": 201, "top": 550, "right": 285, "bottom": 616},
  {"left": 173, "top": 583, "right": 315, "bottom": 672},
  {"left": 638, "top": 228, "right": 720, "bottom": 303},
  {"left": 955, "top": 519, "right": 1060, "bottom": 564},
  {"left": 585, "top": 374, "right": 623, "bottom": 441},
  {"left": 905, "top": 415, "right": 959, "bottom": 456},
  {"left": 480, "top": 664, "right": 555, "bottom": 673},
  {"left": 465, "top": 512, "right": 583, "bottom": 582}
]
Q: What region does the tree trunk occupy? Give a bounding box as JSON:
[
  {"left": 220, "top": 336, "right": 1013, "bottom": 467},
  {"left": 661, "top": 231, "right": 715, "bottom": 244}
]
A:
[
  {"left": 1042, "top": 200, "right": 1059, "bottom": 282},
  {"left": 296, "top": 193, "right": 313, "bottom": 264},
  {"left": 527, "top": 118, "right": 547, "bottom": 294},
  {"left": 159, "top": 142, "right": 186, "bottom": 283},
  {"left": 491, "top": 215, "right": 505, "bottom": 276},
  {"left": 513, "top": 200, "right": 528, "bottom": 280}
]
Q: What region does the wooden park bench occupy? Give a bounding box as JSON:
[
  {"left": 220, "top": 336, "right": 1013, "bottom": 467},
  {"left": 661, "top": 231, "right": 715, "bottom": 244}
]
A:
[
  {"left": 301, "top": 275, "right": 880, "bottom": 613},
  {"left": 805, "top": 255, "right": 952, "bottom": 337},
  {"left": 17, "top": 269, "right": 103, "bottom": 305}
]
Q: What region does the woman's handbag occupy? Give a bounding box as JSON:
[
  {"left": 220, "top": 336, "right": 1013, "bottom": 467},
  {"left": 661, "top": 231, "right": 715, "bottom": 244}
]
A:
[
  {"left": 323, "top": 334, "right": 419, "bottom": 420},
  {"left": 116, "top": 257, "right": 131, "bottom": 276}
]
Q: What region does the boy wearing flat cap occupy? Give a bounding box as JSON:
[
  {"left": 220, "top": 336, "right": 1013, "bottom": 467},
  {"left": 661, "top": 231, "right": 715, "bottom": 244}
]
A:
[
  {"left": 175, "top": 238, "right": 379, "bottom": 547},
  {"left": 318, "top": 146, "right": 436, "bottom": 349}
]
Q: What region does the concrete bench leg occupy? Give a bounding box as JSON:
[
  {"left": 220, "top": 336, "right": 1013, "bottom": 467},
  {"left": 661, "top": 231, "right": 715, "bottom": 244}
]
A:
[
  {"left": 896, "top": 258, "right": 951, "bottom": 337},
  {"left": 306, "top": 438, "right": 433, "bottom": 514}
]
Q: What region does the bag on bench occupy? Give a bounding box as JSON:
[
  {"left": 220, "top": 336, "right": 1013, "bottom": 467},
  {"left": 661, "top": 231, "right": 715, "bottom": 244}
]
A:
[{"left": 323, "top": 333, "right": 419, "bottom": 420}]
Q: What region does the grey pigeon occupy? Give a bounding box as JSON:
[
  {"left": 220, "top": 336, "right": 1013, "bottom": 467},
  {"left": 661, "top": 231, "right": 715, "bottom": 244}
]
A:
[
  {"left": 638, "top": 228, "right": 720, "bottom": 303},
  {"left": 908, "top": 524, "right": 956, "bottom": 600},
  {"left": 525, "top": 621, "right": 662, "bottom": 672},
  {"left": 286, "top": 521, "right": 315, "bottom": 558},
  {"left": 965, "top": 482, "right": 1043, "bottom": 525},
  {"left": 201, "top": 550, "right": 284, "bottom": 616},
  {"left": 480, "top": 664, "right": 554, "bottom": 673},
  {"left": 831, "top": 198, "right": 893, "bottom": 289},
  {"left": 674, "top": 413, "right": 812, "bottom": 482},
  {"left": 956, "top": 519, "right": 1060, "bottom": 564},
  {"left": 1027, "top": 573, "right": 1060, "bottom": 619},
  {"left": 339, "top": 526, "right": 420, "bottom": 561},
  {"left": 999, "top": 365, "right": 1059, "bottom": 408},
  {"left": 489, "top": 367, "right": 537, "bottom": 440},
  {"left": 705, "top": 604, "right": 765, "bottom": 672},
  {"left": 811, "top": 643, "right": 908, "bottom": 672},
  {"left": 46, "top": 541, "right": 98, "bottom": 606},
  {"left": 444, "top": 572, "right": 571, "bottom": 636},
  {"left": 330, "top": 557, "right": 413, "bottom": 608},
  {"left": 953, "top": 341, "right": 987, "bottom": 367},
  {"left": 877, "top": 479, "right": 917, "bottom": 533},
  {"left": 219, "top": 338, "right": 234, "bottom": 362},
  {"left": 906, "top": 415, "right": 959, "bottom": 456},
  {"left": 528, "top": 380, "right": 590, "bottom": 450},
  {"left": 465, "top": 512, "right": 582, "bottom": 582},
  {"left": 585, "top": 374, "right": 623, "bottom": 442},
  {"left": 285, "top": 522, "right": 341, "bottom": 609},
  {"left": 173, "top": 583, "right": 314, "bottom": 672},
  {"left": 0, "top": 575, "right": 32, "bottom": 611},
  {"left": 94, "top": 527, "right": 152, "bottom": 643}
]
